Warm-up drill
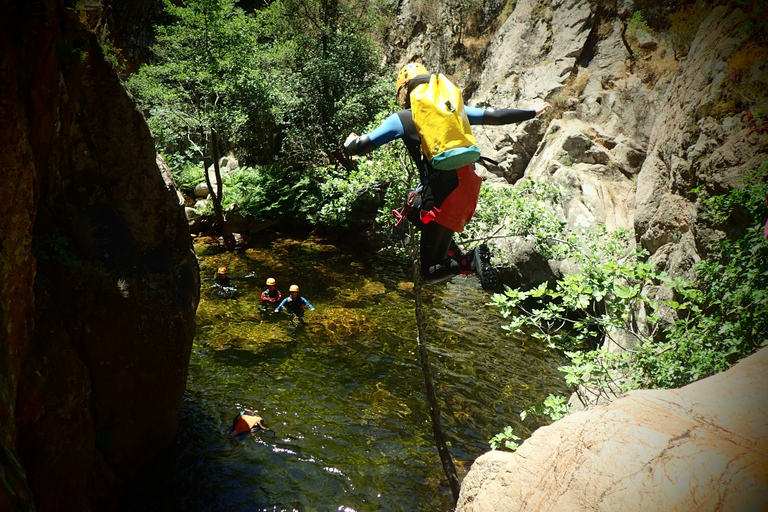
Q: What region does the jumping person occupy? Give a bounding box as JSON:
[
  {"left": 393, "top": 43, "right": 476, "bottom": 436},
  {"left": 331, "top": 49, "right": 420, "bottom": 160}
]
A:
[
  {"left": 274, "top": 284, "right": 315, "bottom": 321},
  {"left": 344, "top": 62, "right": 551, "bottom": 289},
  {"left": 260, "top": 277, "right": 282, "bottom": 313}
]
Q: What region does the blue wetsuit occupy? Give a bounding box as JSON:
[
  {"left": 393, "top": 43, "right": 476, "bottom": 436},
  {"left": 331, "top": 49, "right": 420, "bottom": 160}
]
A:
[
  {"left": 275, "top": 295, "right": 315, "bottom": 318},
  {"left": 345, "top": 103, "right": 536, "bottom": 283}
]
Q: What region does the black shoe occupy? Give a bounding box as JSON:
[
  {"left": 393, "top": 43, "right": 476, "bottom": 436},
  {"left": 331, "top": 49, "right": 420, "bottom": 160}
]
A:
[{"left": 473, "top": 244, "right": 501, "bottom": 292}]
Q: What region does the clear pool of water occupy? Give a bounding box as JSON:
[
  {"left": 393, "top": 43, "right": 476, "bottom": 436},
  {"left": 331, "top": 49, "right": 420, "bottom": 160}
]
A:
[{"left": 119, "top": 235, "right": 568, "bottom": 512}]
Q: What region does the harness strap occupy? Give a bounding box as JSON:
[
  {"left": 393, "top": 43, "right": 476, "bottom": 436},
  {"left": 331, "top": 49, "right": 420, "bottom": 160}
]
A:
[{"left": 419, "top": 207, "right": 440, "bottom": 224}]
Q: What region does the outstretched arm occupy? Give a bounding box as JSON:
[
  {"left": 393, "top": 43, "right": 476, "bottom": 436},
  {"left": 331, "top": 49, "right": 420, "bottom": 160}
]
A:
[
  {"left": 344, "top": 133, "right": 376, "bottom": 154},
  {"left": 344, "top": 112, "right": 406, "bottom": 155},
  {"left": 466, "top": 102, "right": 552, "bottom": 125}
]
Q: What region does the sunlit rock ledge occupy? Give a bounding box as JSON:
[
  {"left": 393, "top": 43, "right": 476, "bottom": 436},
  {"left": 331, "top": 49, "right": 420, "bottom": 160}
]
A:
[{"left": 456, "top": 346, "right": 768, "bottom": 512}]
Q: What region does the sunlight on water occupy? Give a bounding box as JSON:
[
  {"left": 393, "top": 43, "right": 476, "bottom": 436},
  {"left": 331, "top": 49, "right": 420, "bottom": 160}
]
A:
[{"left": 119, "top": 235, "right": 568, "bottom": 512}]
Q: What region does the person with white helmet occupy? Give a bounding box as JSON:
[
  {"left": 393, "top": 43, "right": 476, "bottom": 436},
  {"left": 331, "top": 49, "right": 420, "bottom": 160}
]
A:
[
  {"left": 259, "top": 277, "right": 282, "bottom": 313},
  {"left": 344, "top": 62, "right": 551, "bottom": 290},
  {"left": 274, "top": 284, "right": 315, "bottom": 321}
]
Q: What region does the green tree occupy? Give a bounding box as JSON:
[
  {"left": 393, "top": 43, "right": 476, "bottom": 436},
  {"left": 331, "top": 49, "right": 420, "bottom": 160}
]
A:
[
  {"left": 257, "top": 0, "right": 392, "bottom": 167},
  {"left": 126, "top": 0, "right": 270, "bottom": 244}
]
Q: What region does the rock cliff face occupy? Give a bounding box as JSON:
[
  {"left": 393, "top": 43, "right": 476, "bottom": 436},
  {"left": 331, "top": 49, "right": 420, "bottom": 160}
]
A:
[
  {"left": 0, "top": 2, "right": 199, "bottom": 511},
  {"left": 390, "top": 0, "right": 767, "bottom": 290},
  {"left": 388, "top": 0, "right": 767, "bottom": 508}
]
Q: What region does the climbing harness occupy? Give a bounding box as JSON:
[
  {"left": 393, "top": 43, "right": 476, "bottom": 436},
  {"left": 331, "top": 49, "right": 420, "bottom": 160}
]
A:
[{"left": 392, "top": 185, "right": 424, "bottom": 226}]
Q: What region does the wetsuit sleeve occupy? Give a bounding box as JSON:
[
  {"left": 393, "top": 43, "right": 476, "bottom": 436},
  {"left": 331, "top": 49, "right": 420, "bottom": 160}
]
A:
[
  {"left": 274, "top": 298, "right": 287, "bottom": 312},
  {"left": 302, "top": 297, "right": 315, "bottom": 310},
  {"left": 465, "top": 106, "right": 536, "bottom": 126},
  {"left": 345, "top": 113, "right": 406, "bottom": 155}
]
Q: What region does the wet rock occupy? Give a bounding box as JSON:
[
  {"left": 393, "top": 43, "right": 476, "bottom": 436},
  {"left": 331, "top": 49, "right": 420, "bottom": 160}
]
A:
[{"left": 1, "top": 2, "right": 199, "bottom": 510}]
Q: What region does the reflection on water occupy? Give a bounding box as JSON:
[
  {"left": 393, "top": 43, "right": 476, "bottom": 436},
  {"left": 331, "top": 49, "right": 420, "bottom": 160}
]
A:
[{"left": 119, "top": 236, "right": 568, "bottom": 512}]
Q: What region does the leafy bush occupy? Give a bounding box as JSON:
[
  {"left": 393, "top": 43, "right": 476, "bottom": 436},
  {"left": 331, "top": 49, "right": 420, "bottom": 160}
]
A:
[
  {"left": 489, "top": 164, "right": 767, "bottom": 393},
  {"left": 625, "top": 10, "right": 649, "bottom": 39},
  {"left": 170, "top": 159, "right": 205, "bottom": 195},
  {"left": 488, "top": 225, "right": 666, "bottom": 352},
  {"left": 632, "top": 166, "right": 768, "bottom": 388},
  {"left": 485, "top": 164, "right": 767, "bottom": 449},
  {"left": 309, "top": 107, "right": 418, "bottom": 228},
  {"left": 222, "top": 165, "right": 314, "bottom": 220},
  {"left": 519, "top": 393, "right": 571, "bottom": 423},
  {"left": 489, "top": 426, "right": 521, "bottom": 451},
  {"left": 458, "top": 178, "right": 566, "bottom": 257}
]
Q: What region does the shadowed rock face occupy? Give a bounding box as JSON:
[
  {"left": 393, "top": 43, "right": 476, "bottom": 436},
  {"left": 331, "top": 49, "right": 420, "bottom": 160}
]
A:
[
  {"left": 457, "top": 347, "right": 768, "bottom": 512},
  {"left": 0, "top": 2, "right": 199, "bottom": 511}
]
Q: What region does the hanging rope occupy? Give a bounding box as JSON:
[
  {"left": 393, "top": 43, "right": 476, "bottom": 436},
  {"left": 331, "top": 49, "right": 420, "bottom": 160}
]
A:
[{"left": 410, "top": 224, "right": 461, "bottom": 504}]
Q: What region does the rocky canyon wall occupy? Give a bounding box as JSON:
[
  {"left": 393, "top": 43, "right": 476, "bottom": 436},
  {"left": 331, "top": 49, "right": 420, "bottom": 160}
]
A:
[
  {"left": 445, "top": 0, "right": 768, "bottom": 508},
  {"left": 1, "top": 1, "right": 199, "bottom": 510},
  {"left": 389, "top": 0, "right": 767, "bottom": 291}
]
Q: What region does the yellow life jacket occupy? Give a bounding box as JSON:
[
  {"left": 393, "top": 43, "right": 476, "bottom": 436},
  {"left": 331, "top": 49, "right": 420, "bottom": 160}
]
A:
[{"left": 410, "top": 74, "right": 480, "bottom": 170}]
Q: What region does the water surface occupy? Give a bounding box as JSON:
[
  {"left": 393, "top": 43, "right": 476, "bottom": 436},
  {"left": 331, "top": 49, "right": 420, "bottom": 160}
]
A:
[{"left": 120, "top": 235, "right": 568, "bottom": 511}]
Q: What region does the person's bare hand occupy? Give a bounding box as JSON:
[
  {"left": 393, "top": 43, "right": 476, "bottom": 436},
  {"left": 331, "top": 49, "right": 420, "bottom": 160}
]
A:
[
  {"left": 344, "top": 132, "right": 359, "bottom": 146},
  {"left": 534, "top": 102, "right": 552, "bottom": 116}
]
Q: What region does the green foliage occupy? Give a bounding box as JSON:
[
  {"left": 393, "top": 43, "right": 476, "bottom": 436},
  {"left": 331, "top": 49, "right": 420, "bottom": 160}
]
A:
[
  {"left": 489, "top": 426, "right": 521, "bottom": 451},
  {"left": 126, "top": 0, "right": 270, "bottom": 161},
  {"left": 519, "top": 393, "right": 571, "bottom": 423},
  {"left": 632, "top": 166, "right": 768, "bottom": 388},
  {"left": 459, "top": 178, "right": 566, "bottom": 255},
  {"left": 308, "top": 106, "right": 417, "bottom": 228},
  {"left": 127, "top": 0, "right": 397, "bottom": 227},
  {"left": 485, "top": 164, "right": 766, "bottom": 455},
  {"left": 489, "top": 226, "right": 663, "bottom": 352},
  {"left": 491, "top": 393, "right": 571, "bottom": 452},
  {"left": 558, "top": 348, "right": 634, "bottom": 399},
  {"left": 169, "top": 158, "right": 206, "bottom": 195},
  {"left": 98, "top": 35, "right": 127, "bottom": 76},
  {"left": 626, "top": 10, "right": 649, "bottom": 38},
  {"left": 222, "top": 165, "right": 313, "bottom": 220},
  {"left": 256, "top": 0, "right": 392, "bottom": 166},
  {"left": 488, "top": 163, "right": 768, "bottom": 394}
]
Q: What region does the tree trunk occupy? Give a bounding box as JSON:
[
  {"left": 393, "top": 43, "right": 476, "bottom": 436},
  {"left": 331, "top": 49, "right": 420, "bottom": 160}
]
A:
[{"left": 206, "top": 130, "right": 234, "bottom": 248}]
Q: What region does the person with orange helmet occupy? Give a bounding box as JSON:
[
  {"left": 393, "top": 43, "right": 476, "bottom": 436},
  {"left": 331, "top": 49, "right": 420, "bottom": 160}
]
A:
[
  {"left": 274, "top": 284, "right": 315, "bottom": 321},
  {"left": 344, "top": 62, "right": 551, "bottom": 290},
  {"left": 214, "top": 266, "right": 231, "bottom": 287},
  {"left": 259, "top": 277, "right": 282, "bottom": 313}
]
